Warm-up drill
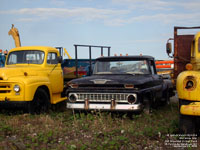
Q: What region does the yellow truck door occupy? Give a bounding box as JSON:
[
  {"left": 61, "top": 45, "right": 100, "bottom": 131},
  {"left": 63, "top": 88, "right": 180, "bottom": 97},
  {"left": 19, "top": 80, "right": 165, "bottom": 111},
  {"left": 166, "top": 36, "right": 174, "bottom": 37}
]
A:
[{"left": 46, "top": 52, "right": 63, "bottom": 93}]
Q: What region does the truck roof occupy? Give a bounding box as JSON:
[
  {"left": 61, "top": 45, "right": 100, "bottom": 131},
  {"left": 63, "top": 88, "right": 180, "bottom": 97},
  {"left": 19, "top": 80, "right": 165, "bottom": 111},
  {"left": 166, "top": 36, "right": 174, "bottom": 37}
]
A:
[
  {"left": 96, "top": 55, "right": 155, "bottom": 61},
  {"left": 9, "top": 46, "right": 57, "bottom": 53}
]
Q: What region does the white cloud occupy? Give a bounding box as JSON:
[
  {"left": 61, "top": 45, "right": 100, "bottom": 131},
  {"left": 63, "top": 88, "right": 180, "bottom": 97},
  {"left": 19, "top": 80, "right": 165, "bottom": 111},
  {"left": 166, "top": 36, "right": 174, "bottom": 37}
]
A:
[
  {"left": 178, "top": 1, "right": 200, "bottom": 10},
  {"left": 104, "top": 12, "right": 200, "bottom": 26},
  {"left": 112, "top": 0, "right": 171, "bottom": 10},
  {"left": 109, "top": 0, "right": 200, "bottom": 26},
  {"left": 112, "top": 0, "right": 200, "bottom": 11},
  {"left": 0, "top": 7, "right": 129, "bottom": 23},
  {"left": 0, "top": 7, "right": 129, "bottom": 17},
  {"left": 127, "top": 13, "right": 200, "bottom": 25},
  {"left": 0, "top": 4, "right": 200, "bottom": 26}
]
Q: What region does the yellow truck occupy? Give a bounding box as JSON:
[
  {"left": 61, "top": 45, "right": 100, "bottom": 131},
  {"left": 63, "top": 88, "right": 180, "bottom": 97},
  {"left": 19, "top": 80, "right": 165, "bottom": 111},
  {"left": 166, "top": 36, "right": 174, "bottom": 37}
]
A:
[
  {"left": 0, "top": 46, "right": 66, "bottom": 114},
  {"left": 167, "top": 26, "right": 200, "bottom": 134}
]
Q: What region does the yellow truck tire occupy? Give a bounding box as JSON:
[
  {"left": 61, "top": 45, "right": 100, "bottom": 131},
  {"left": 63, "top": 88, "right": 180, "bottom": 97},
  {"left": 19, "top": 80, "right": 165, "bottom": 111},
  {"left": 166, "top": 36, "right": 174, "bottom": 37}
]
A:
[
  {"left": 28, "top": 88, "right": 50, "bottom": 114},
  {"left": 179, "top": 114, "right": 196, "bottom": 134}
]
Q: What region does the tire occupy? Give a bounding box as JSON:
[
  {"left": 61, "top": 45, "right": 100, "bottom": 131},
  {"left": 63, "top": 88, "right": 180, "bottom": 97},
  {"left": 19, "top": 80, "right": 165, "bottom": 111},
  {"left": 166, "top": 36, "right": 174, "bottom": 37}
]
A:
[
  {"left": 28, "top": 88, "right": 50, "bottom": 114},
  {"left": 179, "top": 114, "right": 196, "bottom": 134},
  {"left": 51, "top": 100, "right": 66, "bottom": 112},
  {"left": 143, "top": 97, "right": 152, "bottom": 114},
  {"left": 161, "top": 89, "right": 170, "bottom": 106}
]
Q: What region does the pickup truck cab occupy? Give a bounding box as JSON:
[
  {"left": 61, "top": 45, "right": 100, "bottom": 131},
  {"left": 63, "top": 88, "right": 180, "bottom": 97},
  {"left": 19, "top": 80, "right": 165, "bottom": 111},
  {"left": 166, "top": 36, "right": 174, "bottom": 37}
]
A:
[
  {"left": 66, "top": 55, "right": 174, "bottom": 113},
  {"left": 0, "top": 46, "right": 66, "bottom": 113}
]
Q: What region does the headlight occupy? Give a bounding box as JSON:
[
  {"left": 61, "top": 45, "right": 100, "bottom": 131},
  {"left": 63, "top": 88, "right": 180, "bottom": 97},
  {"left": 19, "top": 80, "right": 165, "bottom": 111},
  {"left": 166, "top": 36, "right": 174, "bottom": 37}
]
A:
[
  {"left": 185, "top": 81, "right": 194, "bottom": 89},
  {"left": 184, "top": 76, "right": 196, "bottom": 91},
  {"left": 68, "top": 93, "right": 78, "bottom": 102},
  {"left": 13, "top": 85, "right": 20, "bottom": 92},
  {"left": 127, "top": 94, "right": 137, "bottom": 104}
]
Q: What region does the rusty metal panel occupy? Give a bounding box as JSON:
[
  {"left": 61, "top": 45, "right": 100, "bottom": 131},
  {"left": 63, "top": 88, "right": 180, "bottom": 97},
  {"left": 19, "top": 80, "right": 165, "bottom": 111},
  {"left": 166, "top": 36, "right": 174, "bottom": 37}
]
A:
[{"left": 174, "top": 34, "right": 194, "bottom": 79}]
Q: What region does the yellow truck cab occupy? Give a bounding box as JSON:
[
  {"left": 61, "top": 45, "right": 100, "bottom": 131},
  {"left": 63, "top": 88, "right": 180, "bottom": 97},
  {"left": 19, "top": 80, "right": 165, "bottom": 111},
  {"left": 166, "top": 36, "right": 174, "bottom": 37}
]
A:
[
  {"left": 176, "top": 32, "right": 200, "bottom": 133},
  {"left": 167, "top": 26, "right": 200, "bottom": 134},
  {"left": 0, "top": 46, "right": 66, "bottom": 114}
]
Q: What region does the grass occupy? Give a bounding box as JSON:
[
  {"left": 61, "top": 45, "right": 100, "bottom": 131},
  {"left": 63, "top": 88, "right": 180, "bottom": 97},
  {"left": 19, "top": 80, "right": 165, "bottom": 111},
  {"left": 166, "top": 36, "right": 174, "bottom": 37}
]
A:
[{"left": 0, "top": 102, "right": 198, "bottom": 150}]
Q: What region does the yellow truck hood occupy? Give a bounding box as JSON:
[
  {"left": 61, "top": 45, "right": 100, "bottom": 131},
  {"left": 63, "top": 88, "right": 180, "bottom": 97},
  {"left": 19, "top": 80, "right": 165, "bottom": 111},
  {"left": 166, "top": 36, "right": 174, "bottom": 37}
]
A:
[{"left": 0, "top": 66, "right": 39, "bottom": 80}]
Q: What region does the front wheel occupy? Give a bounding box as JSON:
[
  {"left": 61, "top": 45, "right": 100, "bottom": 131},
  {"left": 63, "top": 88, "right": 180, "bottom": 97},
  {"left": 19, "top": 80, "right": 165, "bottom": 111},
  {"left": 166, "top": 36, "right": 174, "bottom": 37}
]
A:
[
  {"left": 143, "top": 97, "right": 152, "bottom": 114},
  {"left": 28, "top": 88, "right": 50, "bottom": 114},
  {"left": 161, "top": 89, "right": 170, "bottom": 106}
]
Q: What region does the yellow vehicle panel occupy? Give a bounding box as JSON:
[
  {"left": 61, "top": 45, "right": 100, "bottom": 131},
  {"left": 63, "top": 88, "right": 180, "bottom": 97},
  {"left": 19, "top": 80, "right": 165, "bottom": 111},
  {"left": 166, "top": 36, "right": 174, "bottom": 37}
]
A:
[
  {"left": 180, "top": 102, "right": 200, "bottom": 116},
  {"left": 176, "top": 71, "right": 200, "bottom": 101}
]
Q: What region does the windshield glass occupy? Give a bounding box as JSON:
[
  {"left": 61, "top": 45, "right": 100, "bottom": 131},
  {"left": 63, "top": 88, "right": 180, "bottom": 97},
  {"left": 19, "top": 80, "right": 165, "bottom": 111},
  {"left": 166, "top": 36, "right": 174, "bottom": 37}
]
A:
[
  {"left": 7, "top": 50, "right": 45, "bottom": 65},
  {"left": 93, "top": 60, "right": 150, "bottom": 75}
]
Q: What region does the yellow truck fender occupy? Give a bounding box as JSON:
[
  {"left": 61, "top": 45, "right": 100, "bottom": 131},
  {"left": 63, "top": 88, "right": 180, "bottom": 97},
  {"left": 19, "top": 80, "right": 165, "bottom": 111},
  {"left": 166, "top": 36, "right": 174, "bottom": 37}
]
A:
[{"left": 23, "top": 77, "right": 52, "bottom": 102}]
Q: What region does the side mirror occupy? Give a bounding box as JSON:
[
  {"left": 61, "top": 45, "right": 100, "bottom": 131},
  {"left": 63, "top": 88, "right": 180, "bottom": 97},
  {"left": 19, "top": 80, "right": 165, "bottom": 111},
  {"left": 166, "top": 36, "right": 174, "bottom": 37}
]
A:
[
  {"left": 166, "top": 42, "right": 172, "bottom": 54},
  {"left": 57, "top": 56, "right": 62, "bottom": 63}
]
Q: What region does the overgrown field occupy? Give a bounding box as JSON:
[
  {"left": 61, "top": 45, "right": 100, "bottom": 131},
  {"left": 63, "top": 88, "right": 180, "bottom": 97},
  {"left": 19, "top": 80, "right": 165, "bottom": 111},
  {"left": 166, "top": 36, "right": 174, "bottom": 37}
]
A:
[{"left": 0, "top": 101, "right": 199, "bottom": 150}]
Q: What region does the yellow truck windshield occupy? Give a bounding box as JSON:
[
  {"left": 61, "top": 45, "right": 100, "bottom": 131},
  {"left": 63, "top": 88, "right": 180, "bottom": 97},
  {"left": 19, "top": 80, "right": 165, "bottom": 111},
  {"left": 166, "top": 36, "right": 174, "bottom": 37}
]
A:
[{"left": 7, "top": 50, "right": 45, "bottom": 65}]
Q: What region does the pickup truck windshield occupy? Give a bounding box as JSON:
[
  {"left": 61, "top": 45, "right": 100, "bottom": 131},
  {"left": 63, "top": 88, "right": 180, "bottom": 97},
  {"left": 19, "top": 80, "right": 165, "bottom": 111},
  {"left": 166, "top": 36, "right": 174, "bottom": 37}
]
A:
[
  {"left": 93, "top": 60, "right": 150, "bottom": 75},
  {"left": 7, "top": 50, "right": 45, "bottom": 65}
]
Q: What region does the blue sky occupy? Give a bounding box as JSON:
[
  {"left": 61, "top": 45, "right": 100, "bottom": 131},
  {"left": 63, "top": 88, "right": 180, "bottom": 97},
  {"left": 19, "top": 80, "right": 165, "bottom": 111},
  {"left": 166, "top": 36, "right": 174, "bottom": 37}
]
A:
[{"left": 0, "top": 0, "right": 200, "bottom": 59}]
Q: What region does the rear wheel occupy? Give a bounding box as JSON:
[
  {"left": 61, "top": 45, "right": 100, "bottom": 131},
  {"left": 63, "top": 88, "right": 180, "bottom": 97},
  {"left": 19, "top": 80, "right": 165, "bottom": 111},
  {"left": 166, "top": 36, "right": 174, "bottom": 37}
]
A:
[
  {"left": 179, "top": 114, "right": 196, "bottom": 134},
  {"left": 165, "top": 91, "right": 170, "bottom": 105},
  {"left": 28, "top": 88, "right": 50, "bottom": 114}
]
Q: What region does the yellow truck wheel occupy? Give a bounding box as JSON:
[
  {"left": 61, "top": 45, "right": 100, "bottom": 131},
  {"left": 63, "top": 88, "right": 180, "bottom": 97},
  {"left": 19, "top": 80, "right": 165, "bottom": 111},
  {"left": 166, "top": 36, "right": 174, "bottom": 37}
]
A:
[
  {"left": 28, "top": 88, "right": 50, "bottom": 114},
  {"left": 179, "top": 114, "right": 196, "bottom": 134}
]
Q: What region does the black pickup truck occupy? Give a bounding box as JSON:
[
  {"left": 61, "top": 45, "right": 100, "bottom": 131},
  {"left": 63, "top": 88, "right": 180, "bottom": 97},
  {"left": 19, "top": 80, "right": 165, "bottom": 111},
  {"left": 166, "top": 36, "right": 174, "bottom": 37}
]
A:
[{"left": 66, "top": 55, "right": 174, "bottom": 113}]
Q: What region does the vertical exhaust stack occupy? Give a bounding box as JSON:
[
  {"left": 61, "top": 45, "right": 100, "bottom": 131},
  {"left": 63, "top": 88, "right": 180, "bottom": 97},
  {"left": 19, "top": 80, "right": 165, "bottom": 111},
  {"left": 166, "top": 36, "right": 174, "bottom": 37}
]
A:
[{"left": 8, "top": 24, "right": 21, "bottom": 47}]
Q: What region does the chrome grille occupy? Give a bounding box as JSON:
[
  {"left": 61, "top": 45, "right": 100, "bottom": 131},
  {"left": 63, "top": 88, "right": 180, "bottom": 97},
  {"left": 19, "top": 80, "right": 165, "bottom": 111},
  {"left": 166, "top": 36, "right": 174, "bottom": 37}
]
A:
[{"left": 72, "top": 93, "right": 136, "bottom": 103}]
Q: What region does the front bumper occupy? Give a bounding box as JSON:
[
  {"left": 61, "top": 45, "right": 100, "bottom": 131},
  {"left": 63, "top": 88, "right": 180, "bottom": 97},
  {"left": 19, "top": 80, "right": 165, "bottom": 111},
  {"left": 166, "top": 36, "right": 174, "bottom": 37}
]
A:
[
  {"left": 180, "top": 102, "right": 200, "bottom": 116},
  {"left": 0, "top": 101, "right": 29, "bottom": 108},
  {"left": 67, "top": 91, "right": 142, "bottom": 111},
  {"left": 67, "top": 102, "right": 142, "bottom": 111}
]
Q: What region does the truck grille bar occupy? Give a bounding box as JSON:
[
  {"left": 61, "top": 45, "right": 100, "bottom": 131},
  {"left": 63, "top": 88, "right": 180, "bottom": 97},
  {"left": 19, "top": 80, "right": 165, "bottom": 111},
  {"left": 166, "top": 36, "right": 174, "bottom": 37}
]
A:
[{"left": 69, "top": 93, "right": 136, "bottom": 103}]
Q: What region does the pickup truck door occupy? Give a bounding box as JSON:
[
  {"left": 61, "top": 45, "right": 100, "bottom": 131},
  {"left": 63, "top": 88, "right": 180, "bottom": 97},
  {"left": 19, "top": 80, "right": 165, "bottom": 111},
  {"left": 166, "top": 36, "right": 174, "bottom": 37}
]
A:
[{"left": 149, "top": 60, "right": 163, "bottom": 99}]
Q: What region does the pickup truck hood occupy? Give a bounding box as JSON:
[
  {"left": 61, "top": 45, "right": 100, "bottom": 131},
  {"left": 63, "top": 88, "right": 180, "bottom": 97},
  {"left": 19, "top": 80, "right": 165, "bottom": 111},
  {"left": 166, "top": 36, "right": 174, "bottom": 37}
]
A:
[
  {"left": 0, "top": 66, "right": 39, "bottom": 80},
  {"left": 70, "top": 74, "right": 154, "bottom": 86}
]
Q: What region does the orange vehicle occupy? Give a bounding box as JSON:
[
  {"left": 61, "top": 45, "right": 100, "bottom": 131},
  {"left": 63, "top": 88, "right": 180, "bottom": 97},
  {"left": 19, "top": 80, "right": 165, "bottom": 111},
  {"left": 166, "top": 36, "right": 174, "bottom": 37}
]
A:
[
  {"left": 155, "top": 60, "right": 174, "bottom": 80},
  {"left": 155, "top": 60, "right": 174, "bottom": 69}
]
